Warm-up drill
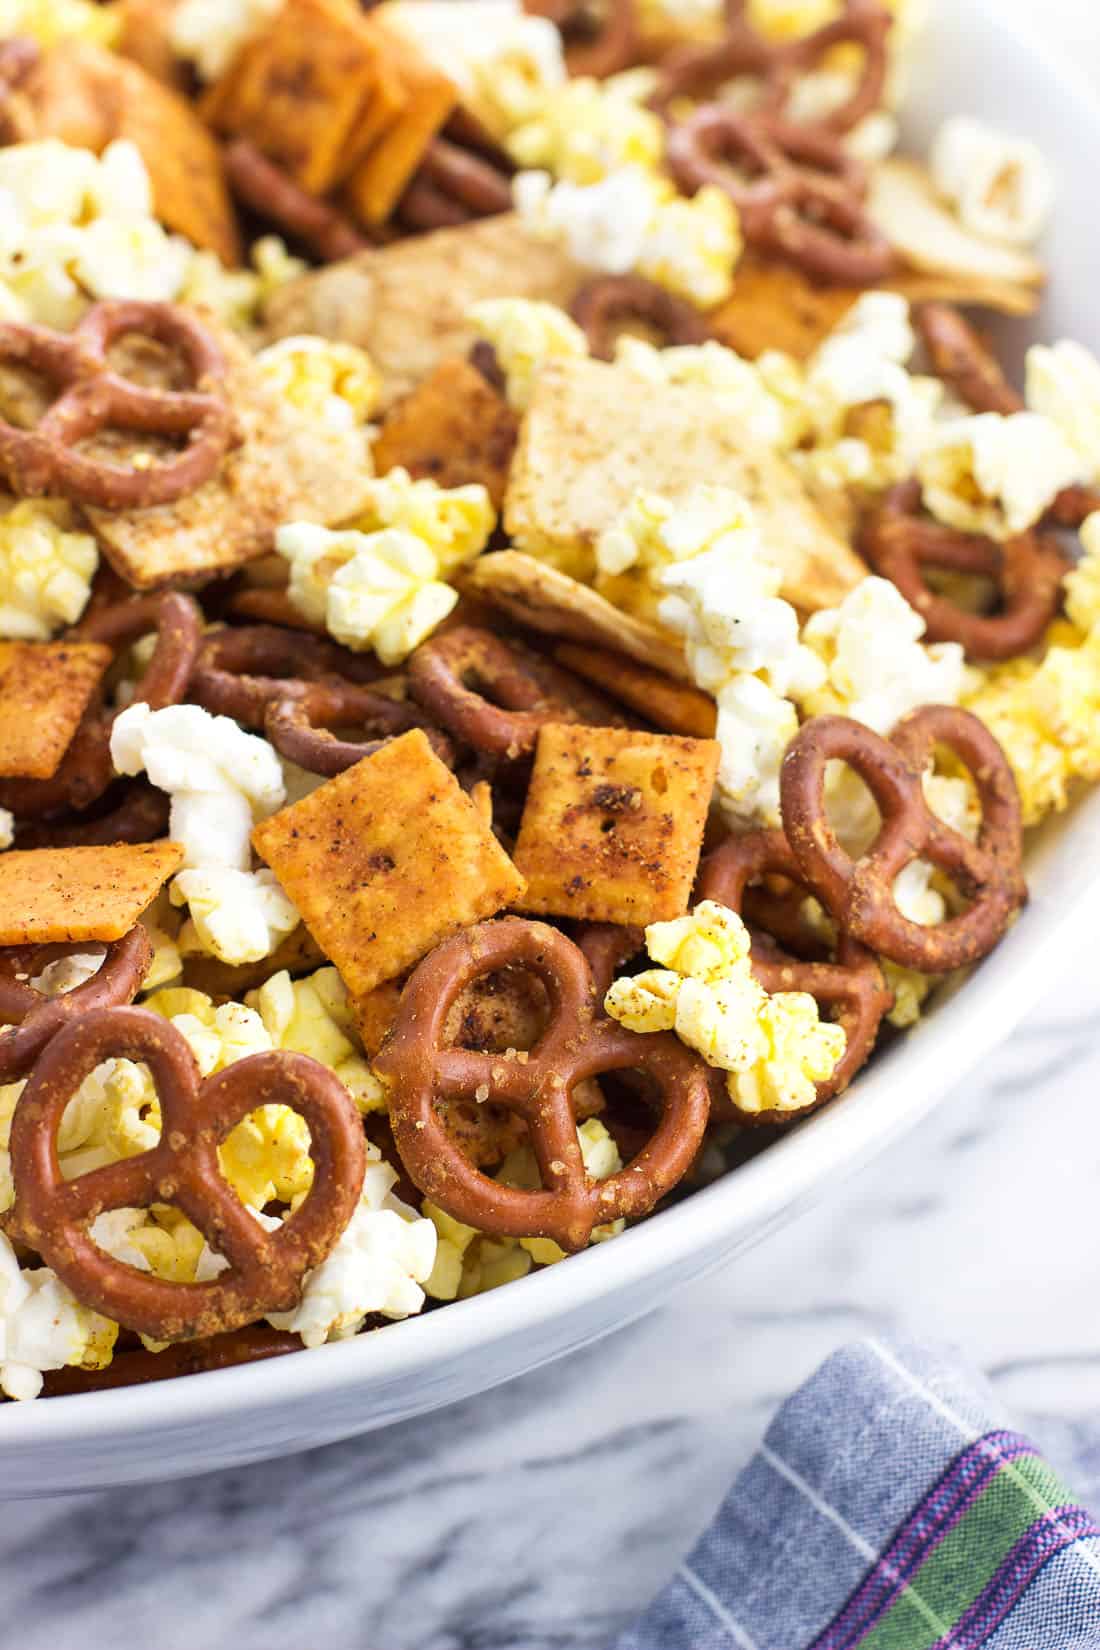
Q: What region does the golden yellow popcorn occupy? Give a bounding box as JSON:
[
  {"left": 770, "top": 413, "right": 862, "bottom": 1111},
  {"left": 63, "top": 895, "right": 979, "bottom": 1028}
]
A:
[
  {"left": 506, "top": 74, "right": 664, "bottom": 185},
  {"left": 646, "top": 899, "right": 753, "bottom": 983},
  {"left": 1064, "top": 514, "right": 1100, "bottom": 634},
  {"left": 255, "top": 336, "right": 382, "bottom": 429},
  {"left": 468, "top": 298, "right": 588, "bottom": 411},
  {"left": 0, "top": 501, "right": 98, "bottom": 642},
  {"left": 0, "top": 0, "right": 120, "bottom": 47},
  {"left": 729, "top": 992, "right": 846, "bottom": 1116},
  {"left": 249, "top": 968, "right": 386, "bottom": 1114},
  {"left": 351, "top": 468, "right": 496, "bottom": 577}
]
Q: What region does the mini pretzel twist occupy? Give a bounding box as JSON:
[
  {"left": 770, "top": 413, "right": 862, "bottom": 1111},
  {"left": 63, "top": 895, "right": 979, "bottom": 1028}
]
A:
[
  {"left": 264, "top": 686, "right": 455, "bottom": 775},
  {"left": 525, "top": 0, "right": 639, "bottom": 78},
  {"left": 0, "top": 926, "right": 152, "bottom": 1084},
  {"left": 665, "top": 109, "right": 893, "bottom": 283},
  {"left": 863, "top": 480, "right": 1070, "bottom": 660},
  {"left": 398, "top": 139, "right": 513, "bottom": 232},
  {"left": 224, "top": 140, "right": 368, "bottom": 262},
  {"left": 190, "top": 624, "right": 386, "bottom": 728},
  {"left": 780, "top": 708, "right": 1026, "bottom": 973},
  {"left": 916, "top": 303, "right": 1100, "bottom": 530},
  {"left": 407, "top": 626, "right": 624, "bottom": 760},
  {"left": 3, "top": 1005, "right": 367, "bottom": 1342},
  {"left": 43, "top": 1326, "right": 303, "bottom": 1395},
  {"left": 374, "top": 918, "right": 711, "bottom": 1251},
  {"left": 697, "top": 829, "right": 892, "bottom": 1116},
  {"left": 12, "top": 784, "right": 170, "bottom": 850},
  {"left": 569, "top": 276, "right": 709, "bottom": 360},
  {"left": 0, "top": 301, "right": 235, "bottom": 509},
  {"left": 0, "top": 591, "right": 203, "bottom": 821}
]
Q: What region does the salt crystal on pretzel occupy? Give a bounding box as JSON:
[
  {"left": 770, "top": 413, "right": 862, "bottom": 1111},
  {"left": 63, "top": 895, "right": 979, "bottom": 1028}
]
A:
[
  {"left": 504, "top": 357, "right": 867, "bottom": 613},
  {"left": 372, "top": 357, "right": 519, "bottom": 508},
  {"left": 0, "top": 842, "right": 184, "bottom": 946},
  {"left": 0, "top": 640, "right": 110, "bottom": 780},
  {"left": 263, "top": 214, "right": 583, "bottom": 410},
  {"left": 252, "top": 728, "right": 526, "bottom": 997},
  {"left": 83, "top": 322, "right": 375, "bottom": 589},
  {"left": 512, "top": 723, "right": 719, "bottom": 926}
]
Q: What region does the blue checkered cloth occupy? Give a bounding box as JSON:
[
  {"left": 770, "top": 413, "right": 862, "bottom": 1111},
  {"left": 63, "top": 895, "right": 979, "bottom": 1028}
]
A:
[{"left": 612, "top": 1339, "right": 1100, "bottom": 1650}]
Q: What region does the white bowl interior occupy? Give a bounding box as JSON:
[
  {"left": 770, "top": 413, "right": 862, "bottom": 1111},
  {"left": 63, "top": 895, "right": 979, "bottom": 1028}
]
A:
[{"left": 4, "top": 0, "right": 1100, "bottom": 1495}]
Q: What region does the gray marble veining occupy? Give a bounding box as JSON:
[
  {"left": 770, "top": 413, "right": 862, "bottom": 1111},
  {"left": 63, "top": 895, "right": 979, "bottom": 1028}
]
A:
[{"left": 0, "top": 953, "right": 1097, "bottom": 1650}]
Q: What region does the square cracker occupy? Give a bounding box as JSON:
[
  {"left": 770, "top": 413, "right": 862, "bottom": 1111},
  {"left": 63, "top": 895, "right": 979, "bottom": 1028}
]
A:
[
  {"left": 0, "top": 641, "right": 111, "bottom": 779},
  {"left": 251, "top": 728, "right": 526, "bottom": 997},
  {"left": 263, "top": 213, "right": 583, "bottom": 410},
  {"left": 505, "top": 357, "right": 867, "bottom": 614},
  {"left": 0, "top": 842, "right": 184, "bottom": 945},
  {"left": 372, "top": 356, "right": 518, "bottom": 506},
  {"left": 340, "top": 21, "right": 457, "bottom": 227},
  {"left": 86, "top": 324, "right": 375, "bottom": 589},
  {"left": 512, "top": 724, "right": 719, "bottom": 927}
]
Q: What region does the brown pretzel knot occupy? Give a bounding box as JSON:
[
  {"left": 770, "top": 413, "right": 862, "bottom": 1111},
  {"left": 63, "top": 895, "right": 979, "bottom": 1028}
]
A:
[
  {"left": 408, "top": 626, "right": 624, "bottom": 759},
  {"left": 12, "top": 783, "right": 170, "bottom": 850},
  {"left": 0, "top": 925, "right": 152, "bottom": 1084},
  {"left": 264, "top": 685, "right": 454, "bottom": 775},
  {"left": 0, "top": 591, "right": 202, "bottom": 822},
  {"left": 0, "top": 301, "right": 235, "bottom": 509},
  {"left": 398, "top": 138, "right": 514, "bottom": 232},
  {"left": 863, "top": 480, "right": 1069, "bottom": 661},
  {"left": 665, "top": 109, "right": 892, "bottom": 283},
  {"left": 525, "top": 0, "right": 639, "bottom": 78},
  {"left": 190, "top": 624, "right": 384, "bottom": 729},
  {"left": 374, "top": 918, "right": 710, "bottom": 1250},
  {"left": 42, "top": 1326, "right": 303, "bottom": 1395},
  {"left": 916, "top": 304, "right": 1100, "bottom": 531},
  {"left": 3, "top": 1005, "right": 367, "bottom": 1342},
  {"left": 697, "top": 830, "right": 892, "bottom": 1116},
  {"left": 569, "top": 276, "right": 709, "bottom": 361},
  {"left": 651, "top": 0, "right": 889, "bottom": 136},
  {"left": 780, "top": 707, "right": 1026, "bottom": 973},
  {"left": 224, "top": 140, "right": 367, "bottom": 262}
]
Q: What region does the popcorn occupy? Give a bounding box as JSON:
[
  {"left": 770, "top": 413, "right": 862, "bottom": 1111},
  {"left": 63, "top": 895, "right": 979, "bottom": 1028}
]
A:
[
  {"left": 172, "top": 867, "right": 301, "bottom": 966},
  {"left": 468, "top": 297, "right": 589, "bottom": 410},
  {"left": 170, "top": 0, "right": 284, "bottom": 81},
  {"left": 110, "top": 702, "right": 286, "bottom": 871},
  {"left": 506, "top": 73, "right": 665, "bottom": 185},
  {"left": 614, "top": 336, "right": 806, "bottom": 449},
  {"left": 515, "top": 165, "right": 742, "bottom": 307},
  {"left": 1065, "top": 514, "right": 1100, "bottom": 634},
  {"left": 605, "top": 901, "right": 845, "bottom": 1114},
  {"left": 249, "top": 967, "right": 386, "bottom": 1114},
  {"left": 800, "top": 576, "right": 971, "bottom": 734},
  {"left": 0, "top": 0, "right": 119, "bottom": 47},
  {"left": 930, "top": 115, "right": 1054, "bottom": 246},
  {"left": 180, "top": 236, "right": 307, "bottom": 335},
  {"left": 254, "top": 335, "right": 382, "bottom": 430},
  {"left": 0, "top": 810, "right": 12, "bottom": 851},
  {"left": 0, "top": 500, "right": 98, "bottom": 641},
  {"left": 1026, "top": 341, "right": 1100, "bottom": 487},
  {"left": 267, "top": 1149, "right": 437, "bottom": 1344},
  {"left": 0, "top": 1232, "right": 116, "bottom": 1401},
  {"left": 881, "top": 961, "right": 934, "bottom": 1029},
  {"left": 917, "top": 412, "right": 1083, "bottom": 540}
]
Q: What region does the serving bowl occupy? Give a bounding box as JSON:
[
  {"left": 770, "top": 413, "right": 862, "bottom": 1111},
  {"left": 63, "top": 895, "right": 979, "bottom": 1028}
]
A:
[{"left": 4, "top": 0, "right": 1099, "bottom": 1498}]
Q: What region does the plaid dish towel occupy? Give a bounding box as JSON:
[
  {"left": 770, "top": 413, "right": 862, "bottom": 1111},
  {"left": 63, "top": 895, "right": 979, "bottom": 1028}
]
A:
[{"left": 612, "top": 1338, "right": 1100, "bottom": 1650}]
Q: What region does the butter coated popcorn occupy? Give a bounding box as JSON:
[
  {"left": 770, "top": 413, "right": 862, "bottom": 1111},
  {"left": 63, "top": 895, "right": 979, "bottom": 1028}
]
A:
[
  {"left": 0, "top": 1232, "right": 116, "bottom": 1401},
  {"left": 0, "top": 0, "right": 119, "bottom": 45},
  {"left": 506, "top": 74, "right": 664, "bottom": 185},
  {"left": 0, "top": 500, "right": 98, "bottom": 641},
  {"left": 172, "top": 867, "right": 301, "bottom": 967},
  {"left": 249, "top": 968, "right": 385, "bottom": 1114},
  {"left": 255, "top": 335, "right": 382, "bottom": 430},
  {"left": 917, "top": 412, "right": 1082, "bottom": 540},
  {"left": 1026, "top": 341, "right": 1100, "bottom": 487},
  {"left": 469, "top": 297, "right": 588, "bottom": 410},
  {"left": 930, "top": 116, "right": 1054, "bottom": 246}
]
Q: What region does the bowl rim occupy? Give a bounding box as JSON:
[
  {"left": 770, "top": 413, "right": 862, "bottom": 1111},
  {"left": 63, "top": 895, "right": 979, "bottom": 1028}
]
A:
[{"left": 5, "top": 0, "right": 1100, "bottom": 1448}]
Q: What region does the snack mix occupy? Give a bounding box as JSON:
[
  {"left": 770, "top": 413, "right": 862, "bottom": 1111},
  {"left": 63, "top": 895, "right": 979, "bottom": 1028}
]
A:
[{"left": 0, "top": 0, "right": 1093, "bottom": 1400}]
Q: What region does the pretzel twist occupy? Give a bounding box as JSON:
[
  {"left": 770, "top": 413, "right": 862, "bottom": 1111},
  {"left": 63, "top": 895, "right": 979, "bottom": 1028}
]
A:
[
  {"left": 0, "top": 301, "right": 234, "bottom": 509},
  {"left": 264, "top": 687, "right": 454, "bottom": 775},
  {"left": 398, "top": 139, "right": 513, "bottom": 231},
  {"left": 569, "top": 276, "right": 709, "bottom": 360},
  {"left": 780, "top": 708, "right": 1026, "bottom": 973},
  {"left": 3, "top": 1006, "right": 367, "bottom": 1342},
  {"left": 374, "top": 918, "right": 710, "bottom": 1251},
  {"left": 0, "top": 926, "right": 152, "bottom": 1084},
  {"left": 224, "top": 140, "right": 367, "bottom": 262},
  {"left": 190, "top": 624, "right": 385, "bottom": 728},
  {"left": 525, "top": 0, "right": 639, "bottom": 78}
]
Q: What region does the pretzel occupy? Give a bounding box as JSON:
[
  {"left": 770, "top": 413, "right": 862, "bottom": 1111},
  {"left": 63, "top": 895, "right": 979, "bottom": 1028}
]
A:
[
  {"left": 780, "top": 707, "right": 1026, "bottom": 973},
  {"left": 0, "top": 924, "right": 151, "bottom": 1083},
  {"left": 0, "top": 592, "right": 202, "bottom": 821},
  {"left": 264, "top": 685, "right": 454, "bottom": 775},
  {"left": 666, "top": 110, "right": 893, "bottom": 283},
  {"left": 569, "top": 276, "right": 709, "bottom": 361},
  {"left": 190, "top": 624, "right": 384, "bottom": 729},
  {"left": 407, "top": 626, "right": 623, "bottom": 759},
  {"left": 916, "top": 304, "right": 1100, "bottom": 530},
  {"left": 697, "top": 829, "right": 891, "bottom": 1114},
  {"left": 223, "top": 139, "right": 368, "bottom": 263},
  {"left": 526, "top": 0, "right": 639, "bottom": 79},
  {"left": 375, "top": 918, "right": 709, "bottom": 1249},
  {"left": 397, "top": 138, "right": 513, "bottom": 231},
  {"left": 863, "top": 480, "right": 1069, "bottom": 660},
  {"left": 3, "top": 1005, "right": 367, "bottom": 1342},
  {"left": 0, "top": 301, "right": 234, "bottom": 510},
  {"left": 14, "top": 784, "right": 170, "bottom": 850},
  {"left": 42, "top": 1327, "right": 303, "bottom": 1395}
]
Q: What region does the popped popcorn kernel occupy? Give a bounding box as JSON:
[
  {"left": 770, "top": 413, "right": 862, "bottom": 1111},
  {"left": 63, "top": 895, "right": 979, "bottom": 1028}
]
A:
[
  {"left": 506, "top": 74, "right": 664, "bottom": 185},
  {"left": 255, "top": 335, "right": 382, "bottom": 430},
  {"left": 917, "top": 412, "right": 1082, "bottom": 541},
  {"left": 0, "top": 500, "right": 98, "bottom": 641},
  {"left": 173, "top": 867, "right": 300, "bottom": 966},
  {"left": 931, "top": 115, "right": 1054, "bottom": 246},
  {"left": 729, "top": 991, "right": 846, "bottom": 1116},
  {"left": 469, "top": 297, "right": 588, "bottom": 410},
  {"left": 1026, "top": 341, "right": 1100, "bottom": 487}
]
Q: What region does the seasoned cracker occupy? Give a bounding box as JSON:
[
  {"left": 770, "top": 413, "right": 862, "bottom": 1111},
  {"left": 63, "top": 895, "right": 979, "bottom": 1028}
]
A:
[
  {"left": 553, "top": 644, "right": 717, "bottom": 738},
  {"left": 252, "top": 728, "right": 526, "bottom": 997},
  {"left": 0, "top": 842, "right": 184, "bottom": 946},
  {"left": 504, "top": 357, "right": 866, "bottom": 612},
  {"left": 0, "top": 641, "right": 111, "bottom": 780},
  {"left": 341, "top": 21, "right": 458, "bottom": 226},
  {"left": 350, "top": 978, "right": 404, "bottom": 1057},
  {"left": 86, "top": 324, "right": 374, "bottom": 589},
  {"left": 464, "top": 552, "right": 688, "bottom": 679},
  {"left": 263, "top": 214, "right": 583, "bottom": 409},
  {"left": 512, "top": 724, "right": 719, "bottom": 926},
  {"left": 372, "top": 356, "right": 518, "bottom": 506},
  {"left": 116, "top": 0, "right": 192, "bottom": 92}
]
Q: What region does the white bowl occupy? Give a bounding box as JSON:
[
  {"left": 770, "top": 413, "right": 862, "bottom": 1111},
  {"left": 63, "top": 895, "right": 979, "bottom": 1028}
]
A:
[{"left": 5, "top": 0, "right": 1100, "bottom": 1498}]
